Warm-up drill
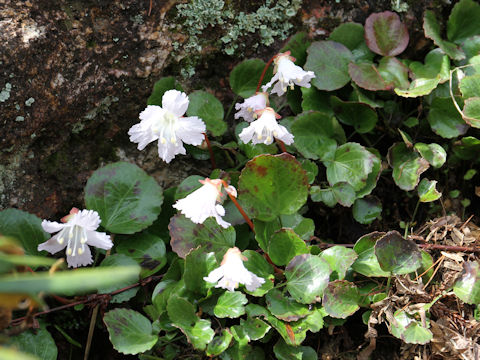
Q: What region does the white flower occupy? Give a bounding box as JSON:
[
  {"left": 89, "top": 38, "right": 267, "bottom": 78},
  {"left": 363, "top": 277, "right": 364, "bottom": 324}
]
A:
[
  {"left": 128, "top": 90, "right": 206, "bottom": 163},
  {"left": 262, "top": 51, "right": 315, "bottom": 96},
  {"left": 238, "top": 107, "right": 294, "bottom": 145},
  {"left": 234, "top": 92, "right": 269, "bottom": 122},
  {"left": 173, "top": 178, "right": 236, "bottom": 229},
  {"left": 37, "top": 208, "right": 113, "bottom": 268},
  {"left": 203, "top": 247, "right": 265, "bottom": 292}
]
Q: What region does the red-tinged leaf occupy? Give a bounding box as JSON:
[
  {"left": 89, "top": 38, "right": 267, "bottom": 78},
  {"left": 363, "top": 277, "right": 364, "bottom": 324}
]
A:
[{"left": 364, "top": 11, "right": 409, "bottom": 56}]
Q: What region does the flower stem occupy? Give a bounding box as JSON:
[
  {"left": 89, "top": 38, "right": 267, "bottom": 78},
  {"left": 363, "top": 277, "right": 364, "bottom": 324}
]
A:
[
  {"left": 221, "top": 180, "right": 255, "bottom": 232},
  {"left": 203, "top": 133, "right": 217, "bottom": 170},
  {"left": 276, "top": 139, "right": 287, "bottom": 153},
  {"left": 256, "top": 55, "right": 277, "bottom": 93}
]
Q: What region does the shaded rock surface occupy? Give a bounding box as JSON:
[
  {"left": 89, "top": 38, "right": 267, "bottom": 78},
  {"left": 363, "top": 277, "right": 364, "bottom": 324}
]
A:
[{"left": 0, "top": 0, "right": 451, "bottom": 219}]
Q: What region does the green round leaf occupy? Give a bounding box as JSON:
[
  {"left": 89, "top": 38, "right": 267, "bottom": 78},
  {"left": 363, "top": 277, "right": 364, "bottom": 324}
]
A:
[
  {"left": 186, "top": 90, "right": 226, "bottom": 136},
  {"left": 206, "top": 329, "right": 233, "bottom": 357},
  {"left": 184, "top": 247, "right": 218, "bottom": 294},
  {"left": 285, "top": 254, "right": 331, "bottom": 304},
  {"left": 319, "top": 245, "right": 358, "bottom": 280},
  {"left": 348, "top": 62, "right": 391, "bottom": 91},
  {"left": 169, "top": 214, "right": 235, "bottom": 258},
  {"left": 310, "top": 182, "right": 356, "bottom": 208},
  {"left": 387, "top": 143, "right": 430, "bottom": 191},
  {"left": 167, "top": 295, "right": 197, "bottom": 326},
  {"left": 243, "top": 250, "right": 274, "bottom": 297},
  {"left": 329, "top": 22, "right": 365, "bottom": 50},
  {"left": 395, "top": 77, "right": 441, "bottom": 98},
  {"left": 241, "top": 317, "right": 271, "bottom": 340},
  {"left": 352, "top": 196, "right": 382, "bottom": 225},
  {"left": 84, "top": 162, "right": 163, "bottom": 234},
  {"left": 0, "top": 209, "right": 48, "bottom": 256},
  {"left": 427, "top": 97, "right": 469, "bottom": 138},
  {"left": 402, "top": 322, "right": 433, "bottom": 344},
  {"left": 103, "top": 308, "right": 158, "bottom": 355},
  {"left": 147, "top": 77, "right": 182, "bottom": 106},
  {"left": 330, "top": 96, "right": 378, "bottom": 133},
  {"left": 453, "top": 261, "right": 480, "bottom": 304},
  {"left": 181, "top": 319, "right": 215, "bottom": 351},
  {"left": 323, "top": 280, "right": 360, "bottom": 319},
  {"left": 447, "top": 0, "right": 480, "bottom": 43},
  {"left": 463, "top": 97, "right": 480, "bottom": 128},
  {"left": 229, "top": 59, "right": 271, "bottom": 98},
  {"left": 326, "top": 142, "right": 375, "bottom": 191},
  {"left": 214, "top": 291, "right": 248, "bottom": 318},
  {"left": 268, "top": 229, "right": 309, "bottom": 266},
  {"left": 305, "top": 41, "right": 353, "bottom": 91},
  {"left": 299, "top": 158, "right": 318, "bottom": 184},
  {"left": 414, "top": 143, "right": 447, "bottom": 168},
  {"left": 273, "top": 339, "right": 317, "bottom": 360},
  {"left": 424, "top": 10, "right": 465, "bottom": 61},
  {"left": 364, "top": 11, "right": 409, "bottom": 56},
  {"left": 10, "top": 325, "right": 57, "bottom": 360},
  {"left": 453, "top": 136, "right": 480, "bottom": 160},
  {"left": 238, "top": 154, "right": 309, "bottom": 221},
  {"left": 352, "top": 232, "right": 390, "bottom": 277},
  {"left": 300, "top": 87, "right": 334, "bottom": 114},
  {"left": 116, "top": 232, "right": 166, "bottom": 277},
  {"left": 291, "top": 111, "right": 344, "bottom": 160},
  {"left": 459, "top": 74, "right": 480, "bottom": 99},
  {"left": 417, "top": 179, "right": 442, "bottom": 202},
  {"left": 409, "top": 49, "right": 450, "bottom": 81},
  {"left": 265, "top": 288, "right": 311, "bottom": 321},
  {"left": 378, "top": 56, "right": 410, "bottom": 89},
  {"left": 374, "top": 231, "right": 422, "bottom": 275},
  {"left": 356, "top": 148, "right": 382, "bottom": 199},
  {"left": 98, "top": 254, "right": 141, "bottom": 303}
]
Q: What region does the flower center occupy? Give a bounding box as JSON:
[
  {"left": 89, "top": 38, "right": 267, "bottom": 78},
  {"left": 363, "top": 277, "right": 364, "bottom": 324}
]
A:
[
  {"left": 157, "top": 111, "right": 178, "bottom": 145},
  {"left": 57, "top": 225, "right": 87, "bottom": 256}
]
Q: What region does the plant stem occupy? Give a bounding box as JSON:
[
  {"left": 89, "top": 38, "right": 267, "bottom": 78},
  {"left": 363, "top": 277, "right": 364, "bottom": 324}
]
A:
[
  {"left": 224, "top": 95, "right": 238, "bottom": 121},
  {"left": 203, "top": 133, "right": 216, "bottom": 170},
  {"left": 276, "top": 139, "right": 287, "bottom": 153},
  {"left": 256, "top": 55, "right": 277, "bottom": 93}
]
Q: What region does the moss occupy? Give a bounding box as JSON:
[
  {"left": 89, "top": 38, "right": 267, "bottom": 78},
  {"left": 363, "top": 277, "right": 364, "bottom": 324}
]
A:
[{"left": 174, "top": 0, "right": 303, "bottom": 76}]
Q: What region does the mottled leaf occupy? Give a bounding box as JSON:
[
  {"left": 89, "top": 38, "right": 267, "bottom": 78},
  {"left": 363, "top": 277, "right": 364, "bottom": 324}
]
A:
[
  {"left": 352, "top": 232, "right": 390, "bottom": 277},
  {"left": 348, "top": 62, "right": 391, "bottom": 91},
  {"left": 418, "top": 179, "right": 442, "bottom": 202},
  {"left": 352, "top": 196, "right": 382, "bottom": 224},
  {"left": 323, "top": 280, "right": 360, "bottom": 318},
  {"left": 387, "top": 143, "right": 430, "bottom": 191},
  {"left": 319, "top": 246, "right": 357, "bottom": 280},
  {"left": 427, "top": 97, "right": 469, "bottom": 138},
  {"left": 364, "top": 11, "right": 409, "bottom": 56},
  {"left": 268, "top": 228, "right": 309, "bottom": 266},
  {"left": 453, "top": 261, "right": 480, "bottom": 304},
  {"left": 310, "top": 182, "right": 356, "bottom": 208},
  {"left": 374, "top": 231, "right": 422, "bottom": 275},
  {"left": 414, "top": 143, "right": 447, "bottom": 168}
]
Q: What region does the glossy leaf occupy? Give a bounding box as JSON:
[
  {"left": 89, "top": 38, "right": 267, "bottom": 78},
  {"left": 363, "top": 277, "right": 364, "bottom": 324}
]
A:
[
  {"left": 187, "top": 90, "right": 226, "bottom": 136},
  {"left": 214, "top": 291, "right": 248, "bottom": 318},
  {"left": 291, "top": 111, "right": 344, "bottom": 160},
  {"left": 463, "top": 97, "right": 480, "bottom": 128},
  {"left": 409, "top": 49, "right": 450, "bottom": 81},
  {"left": 305, "top": 41, "right": 353, "bottom": 91},
  {"left": 0, "top": 209, "right": 48, "bottom": 256},
  {"left": 388, "top": 143, "right": 430, "bottom": 191},
  {"left": 447, "top": 0, "right": 480, "bottom": 43},
  {"left": 238, "top": 154, "right": 309, "bottom": 221},
  {"left": 84, "top": 162, "right": 163, "bottom": 234},
  {"left": 319, "top": 246, "right": 358, "bottom": 280},
  {"left": 147, "top": 77, "right": 181, "bottom": 106},
  {"left": 402, "top": 322, "right": 433, "bottom": 344},
  {"left": 300, "top": 87, "right": 333, "bottom": 115},
  {"left": 348, "top": 62, "right": 391, "bottom": 91},
  {"left": 243, "top": 250, "right": 275, "bottom": 297},
  {"left": 459, "top": 74, "right": 480, "bottom": 99},
  {"left": 364, "top": 11, "right": 409, "bottom": 56},
  {"left": 206, "top": 329, "right": 233, "bottom": 356},
  {"left": 352, "top": 232, "right": 390, "bottom": 277},
  {"left": 310, "top": 182, "right": 356, "bottom": 208},
  {"left": 352, "top": 196, "right": 382, "bottom": 224},
  {"left": 330, "top": 96, "right": 378, "bottom": 133},
  {"left": 241, "top": 317, "right": 271, "bottom": 340},
  {"left": 103, "top": 308, "right": 158, "bottom": 355},
  {"left": 395, "top": 77, "right": 441, "bottom": 98},
  {"left": 355, "top": 148, "right": 382, "bottom": 199},
  {"left": 273, "top": 339, "right": 317, "bottom": 360},
  {"left": 378, "top": 56, "right": 410, "bottom": 89},
  {"left": 116, "top": 232, "right": 167, "bottom": 277},
  {"left": 453, "top": 261, "right": 480, "bottom": 304},
  {"left": 229, "top": 59, "right": 271, "bottom": 98},
  {"left": 299, "top": 158, "right": 319, "bottom": 184},
  {"left": 326, "top": 142, "right": 375, "bottom": 191},
  {"left": 323, "top": 280, "right": 360, "bottom": 318},
  {"left": 328, "top": 22, "right": 373, "bottom": 59},
  {"left": 417, "top": 179, "right": 442, "bottom": 202},
  {"left": 452, "top": 136, "right": 480, "bottom": 160},
  {"left": 10, "top": 325, "right": 57, "bottom": 360},
  {"left": 184, "top": 247, "right": 218, "bottom": 294},
  {"left": 268, "top": 228, "right": 309, "bottom": 266},
  {"left": 427, "top": 97, "right": 469, "bottom": 138},
  {"left": 285, "top": 254, "right": 331, "bottom": 304},
  {"left": 374, "top": 231, "right": 422, "bottom": 275},
  {"left": 414, "top": 143, "right": 447, "bottom": 168},
  {"left": 266, "top": 289, "right": 311, "bottom": 322},
  {"left": 169, "top": 215, "right": 235, "bottom": 258},
  {"left": 423, "top": 10, "right": 465, "bottom": 61}
]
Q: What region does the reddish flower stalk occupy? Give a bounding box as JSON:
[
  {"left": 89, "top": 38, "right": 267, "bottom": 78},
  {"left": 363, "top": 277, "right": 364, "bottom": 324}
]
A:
[
  {"left": 255, "top": 54, "right": 277, "bottom": 93},
  {"left": 275, "top": 138, "right": 287, "bottom": 153},
  {"left": 221, "top": 180, "right": 255, "bottom": 232},
  {"left": 203, "top": 133, "right": 217, "bottom": 170}
]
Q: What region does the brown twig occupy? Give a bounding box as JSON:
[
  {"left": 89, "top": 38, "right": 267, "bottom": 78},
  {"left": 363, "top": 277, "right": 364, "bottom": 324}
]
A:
[{"left": 203, "top": 133, "right": 217, "bottom": 170}]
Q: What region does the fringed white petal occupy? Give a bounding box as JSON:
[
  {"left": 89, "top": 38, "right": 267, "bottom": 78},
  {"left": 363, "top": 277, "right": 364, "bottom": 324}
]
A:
[{"left": 162, "top": 90, "right": 189, "bottom": 117}]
